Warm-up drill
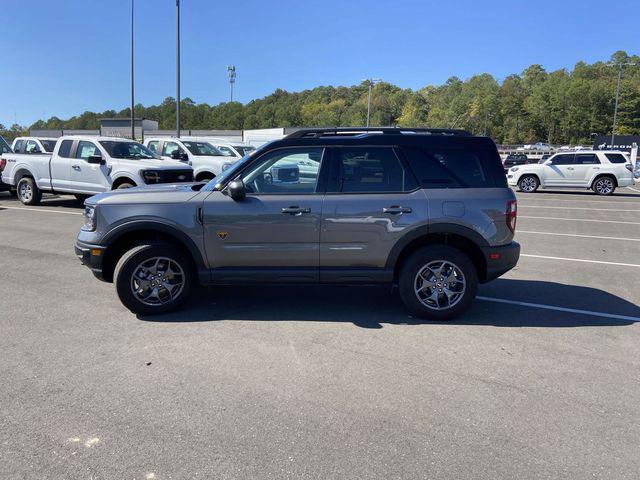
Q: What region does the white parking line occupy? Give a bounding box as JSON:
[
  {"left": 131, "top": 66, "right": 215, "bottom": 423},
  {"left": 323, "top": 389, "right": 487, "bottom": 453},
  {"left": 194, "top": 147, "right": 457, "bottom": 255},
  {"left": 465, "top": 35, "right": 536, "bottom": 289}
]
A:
[
  {"left": 516, "top": 197, "right": 640, "bottom": 205},
  {"left": 477, "top": 296, "right": 640, "bottom": 322},
  {"left": 520, "top": 253, "right": 640, "bottom": 268},
  {"left": 520, "top": 205, "right": 640, "bottom": 212},
  {"left": 0, "top": 205, "right": 82, "bottom": 216},
  {"left": 519, "top": 215, "right": 640, "bottom": 225},
  {"left": 627, "top": 186, "right": 640, "bottom": 193},
  {"left": 517, "top": 230, "right": 640, "bottom": 242}
]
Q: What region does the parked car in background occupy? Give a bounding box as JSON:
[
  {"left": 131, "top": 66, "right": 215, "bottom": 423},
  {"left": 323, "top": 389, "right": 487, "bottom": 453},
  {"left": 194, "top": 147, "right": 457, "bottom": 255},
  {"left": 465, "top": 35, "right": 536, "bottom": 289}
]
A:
[
  {"left": 189, "top": 137, "right": 256, "bottom": 159},
  {"left": 144, "top": 137, "right": 238, "bottom": 182},
  {"left": 0, "top": 136, "right": 14, "bottom": 192},
  {"left": 503, "top": 153, "right": 529, "bottom": 171},
  {"left": 507, "top": 150, "right": 634, "bottom": 195},
  {"left": 539, "top": 154, "right": 551, "bottom": 163},
  {"left": 11, "top": 136, "right": 58, "bottom": 155},
  {"left": 1, "top": 136, "right": 193, "bottom": 205},
  {"left": 75, "top": 127, "right": 520, "bottom": 320}
]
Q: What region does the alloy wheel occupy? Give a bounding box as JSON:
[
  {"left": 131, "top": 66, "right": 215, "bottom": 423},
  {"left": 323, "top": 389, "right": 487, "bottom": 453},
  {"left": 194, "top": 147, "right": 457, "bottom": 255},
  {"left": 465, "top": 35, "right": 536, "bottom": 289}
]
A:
[
  {"left": 520, "top": 176, "right": 537, "bottom": 192},
  {"left": 130, "top": 257, "right": 185, "bottom": 306},
  {"left": 595, "top": 178, "right": 614, "bottom": 195},
  {"left": 19, "top": 182, "right": 32, "bottom": 202},
  {"left": 414, "top": 260, "right": 466, "bottom": 311}
]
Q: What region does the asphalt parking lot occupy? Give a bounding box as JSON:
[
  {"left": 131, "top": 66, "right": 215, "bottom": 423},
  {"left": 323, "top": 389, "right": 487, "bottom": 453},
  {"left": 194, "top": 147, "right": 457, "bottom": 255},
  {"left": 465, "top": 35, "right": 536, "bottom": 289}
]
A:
[{"left": 1, "top": 187, "right": 640, "bottom": 479}]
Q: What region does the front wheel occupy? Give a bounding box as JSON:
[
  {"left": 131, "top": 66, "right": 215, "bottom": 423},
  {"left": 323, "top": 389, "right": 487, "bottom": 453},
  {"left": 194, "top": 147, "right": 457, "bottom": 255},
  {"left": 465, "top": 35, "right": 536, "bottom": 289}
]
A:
[
  {"left": 17, "top": 177, "right": 42, "bottom": 205},
  {"left": 114, "top": 243, "right": 194, "bottom": 316},
  {"left": 518, "top": 175, "right": 539, "bottom": 192},
  {"left": 592, "top": 177, "right": 616, "bottom": 196},
  {"left": 398, "top": 245, "right": 478, "bottom": 321}
]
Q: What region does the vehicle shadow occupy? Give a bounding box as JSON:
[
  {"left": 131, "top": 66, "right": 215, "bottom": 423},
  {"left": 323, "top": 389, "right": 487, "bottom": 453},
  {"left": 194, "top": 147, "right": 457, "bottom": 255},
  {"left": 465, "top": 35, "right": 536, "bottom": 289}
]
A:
[
  {"left": 0, "top": 191, "right": 83, "bottom": 209},
  {"left": 526, "top": 189, "right": 640, "bottom": 198},
  {"left": 139, "top": 279, "right": 640, "bottom": 328}
]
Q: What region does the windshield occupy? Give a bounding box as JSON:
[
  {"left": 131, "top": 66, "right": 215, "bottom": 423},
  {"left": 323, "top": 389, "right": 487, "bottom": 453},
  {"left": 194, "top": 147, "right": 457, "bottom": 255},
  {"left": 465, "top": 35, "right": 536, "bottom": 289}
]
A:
[
  {"left": 234, "top": 146, "right": 255, "bottom": 156},
  {"left": 182, "top": 141, "right": 222, "bottom": 156},
  {"left": 40, "top": 139, "right": 56, "bottom": 152},
  {"left": 0, "top": 137, "right": 11, "bottom": 154},
  {"left": 99, "top": 141, "right": 157, "bottom": 160}
]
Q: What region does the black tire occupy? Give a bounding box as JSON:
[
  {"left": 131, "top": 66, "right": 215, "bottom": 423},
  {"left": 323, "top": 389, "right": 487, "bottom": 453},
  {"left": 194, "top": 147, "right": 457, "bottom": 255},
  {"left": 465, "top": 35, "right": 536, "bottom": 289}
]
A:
[
  {"left": 113, "top": 243, "right": 194, "bottom": 316},
  {"left": 398, "top": 245, "right": 478, "bottom": 321},
  {"left": 16, "top": 177, "right": 42, "bottom": 205},
  {"left": 592, "top": 176, "right": 616, "bottom": 196},
  {"left": 518, "top": 174, "right": 539, "bottom": 192},
  {"left": 116, "top": 182, "right": 135, "bottom": 190}
]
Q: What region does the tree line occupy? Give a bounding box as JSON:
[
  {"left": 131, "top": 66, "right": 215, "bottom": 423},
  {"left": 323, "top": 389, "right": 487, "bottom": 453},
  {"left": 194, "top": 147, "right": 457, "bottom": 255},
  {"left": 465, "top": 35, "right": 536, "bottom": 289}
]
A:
[{"left": 2, "top": 51, "right": 638, "bottom": 145}]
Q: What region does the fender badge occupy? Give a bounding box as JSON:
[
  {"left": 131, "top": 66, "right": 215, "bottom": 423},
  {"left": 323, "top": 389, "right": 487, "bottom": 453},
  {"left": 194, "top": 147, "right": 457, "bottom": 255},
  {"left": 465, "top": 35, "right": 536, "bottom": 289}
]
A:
[{"left": 217, "top": 231, "right": 228, "bottom": 240}]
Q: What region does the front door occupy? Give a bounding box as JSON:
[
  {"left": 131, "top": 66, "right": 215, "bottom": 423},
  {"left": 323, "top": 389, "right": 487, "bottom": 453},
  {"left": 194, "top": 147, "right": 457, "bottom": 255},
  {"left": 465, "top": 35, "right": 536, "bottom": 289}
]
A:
[
  {"left": 320, "top": 146, "right": 427, "bottom": 281},
  {"left": 543, "top": 153, "right": 575, "bottom": 186},
  {"left": 202, "top": 147, "right": 326, "bottom": 283},
  {"left": 70, "top": 140, "right": 110, "bottom": 193}
]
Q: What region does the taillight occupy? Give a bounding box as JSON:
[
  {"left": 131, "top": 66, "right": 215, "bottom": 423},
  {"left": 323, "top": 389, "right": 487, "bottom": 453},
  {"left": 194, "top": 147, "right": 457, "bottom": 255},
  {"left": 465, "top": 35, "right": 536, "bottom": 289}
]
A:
[
  {"left": 506, "top": 199, "right": 517, "bottom": 233},
  {"left": 0, "top": 158, "right": 6, "bottom": 173}
]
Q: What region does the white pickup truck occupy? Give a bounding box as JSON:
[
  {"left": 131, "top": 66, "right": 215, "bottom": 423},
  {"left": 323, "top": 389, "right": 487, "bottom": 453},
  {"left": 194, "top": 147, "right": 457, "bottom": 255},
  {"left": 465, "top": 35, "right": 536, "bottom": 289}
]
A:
[
  {"left": 144, "top": 136, "right": 239, "bottom": 182},
  {"left": 0, "top": 135, "right": 194, "bottom": 205}
]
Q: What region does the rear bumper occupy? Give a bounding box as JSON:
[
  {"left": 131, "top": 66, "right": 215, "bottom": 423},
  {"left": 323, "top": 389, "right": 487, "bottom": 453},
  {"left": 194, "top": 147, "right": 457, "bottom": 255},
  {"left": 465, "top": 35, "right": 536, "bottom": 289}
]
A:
[
  {"left": 75, "top": 240, "right": 107, "bottom": 281},
  {"left": 480, "top": 241, "right": 520, "bottom": 282}
]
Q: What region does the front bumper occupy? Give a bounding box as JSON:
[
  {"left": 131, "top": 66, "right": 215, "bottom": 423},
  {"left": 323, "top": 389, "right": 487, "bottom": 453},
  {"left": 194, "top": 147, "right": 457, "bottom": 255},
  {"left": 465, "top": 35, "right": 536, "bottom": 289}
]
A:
[
  {"left": 480, "top": 241, "right": 520, "bottom": 282},
  {"left": 75, "top": 240, "right": 107, "bottom": 281}
]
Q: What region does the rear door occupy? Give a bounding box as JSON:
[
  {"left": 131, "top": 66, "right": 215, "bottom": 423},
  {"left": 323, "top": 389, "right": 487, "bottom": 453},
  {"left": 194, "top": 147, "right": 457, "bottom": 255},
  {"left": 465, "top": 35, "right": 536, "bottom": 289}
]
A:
[
  {"left": 571, "top": 153, "right": 601, "bottom": 186},
  {"left": 49, "top": 139, "right": 74, "bottom": 190},
  {"left": 319, "top": 146, "right": 426, "bottom": 281},
  {"left": 70, "top": 140, "right": 110, "bottom": 193},
  {"left": 544, "top": 154, "right": 575, "bottom": 185}
]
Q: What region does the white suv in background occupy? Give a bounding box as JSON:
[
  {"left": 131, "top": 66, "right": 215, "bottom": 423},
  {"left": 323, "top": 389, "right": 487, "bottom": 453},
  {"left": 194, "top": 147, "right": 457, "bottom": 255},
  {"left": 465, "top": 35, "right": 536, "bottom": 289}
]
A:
[
  {"left": 507, "top": 150, "right": 635, "bottom": 195},
  {"left": 145, "top": 137, "right": 237, "bottom": 182},
  {"left": 190, "top": 137, "right": 256, "bottom": 159}
]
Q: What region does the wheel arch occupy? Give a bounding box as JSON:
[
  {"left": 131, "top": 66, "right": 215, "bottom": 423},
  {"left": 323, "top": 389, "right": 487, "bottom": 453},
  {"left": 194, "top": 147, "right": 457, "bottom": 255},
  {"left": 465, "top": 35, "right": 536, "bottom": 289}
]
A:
[
  {"left": 590, "top": 173, "right": 618, "bottom": 188},
  {"left": 100, "top": 222, "right": 207, "bottom": 283},
  {"left": 387, "top": 224, "right": 489, "bottom": 283},
  {"left": 111, "top": 176, "right": 137, "bottom": 189}
]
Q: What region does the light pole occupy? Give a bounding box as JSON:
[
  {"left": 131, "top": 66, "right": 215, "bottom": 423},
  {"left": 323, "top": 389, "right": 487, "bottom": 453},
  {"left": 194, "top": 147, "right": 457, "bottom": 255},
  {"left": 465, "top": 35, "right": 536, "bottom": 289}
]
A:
[
  {"left": 363, "top": 78, "right": 381, "bottom": 127},
  {"left": 130, "top": 0, "right": 135, "bottom": 140},
  {"left": 176, "top": 0, "right": 181, "bottom": 138},
  {"left": 608, "top": 61, "right": 636, "bottom": 147},
  {"left": 227, "top": 65, "right": 236, "bottom": 102}
]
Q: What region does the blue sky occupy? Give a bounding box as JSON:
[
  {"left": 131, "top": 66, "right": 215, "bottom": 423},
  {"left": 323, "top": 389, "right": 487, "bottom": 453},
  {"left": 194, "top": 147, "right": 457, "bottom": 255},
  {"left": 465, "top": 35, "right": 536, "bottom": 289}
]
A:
[{"left": 1, "top": 0, "right": 638, "bottom": 126}]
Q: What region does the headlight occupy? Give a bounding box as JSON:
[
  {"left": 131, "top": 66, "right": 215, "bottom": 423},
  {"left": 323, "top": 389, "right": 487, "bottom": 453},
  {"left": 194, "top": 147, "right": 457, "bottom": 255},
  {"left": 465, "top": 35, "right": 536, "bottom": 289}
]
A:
[
  {"left": 82, "top": 205, "right": 97, "bottom": 231},
  {"left": 141, "top": 170, "right": 160, "bottom": 184},
  {"left": 510, "top": 167, "right": 519, "bottom": 172},
  {"left": 222, "top": 162, "right": 234, "bottom": 171}
]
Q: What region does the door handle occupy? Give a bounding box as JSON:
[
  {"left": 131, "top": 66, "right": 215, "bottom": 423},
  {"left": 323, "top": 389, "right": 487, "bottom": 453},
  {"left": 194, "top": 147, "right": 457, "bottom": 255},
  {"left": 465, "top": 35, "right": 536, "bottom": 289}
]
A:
[
  {"left": 383, "top": 206, "right": 412, "bottom": 214},
  {"left": 72, "top": 165, "right": 81, "bottom": 171},
  {"left": 282, "top": 206, "right": 311, "bottom": 215},
  {"left": 566, "top": 167, "right": 575, "bottom": 170}
]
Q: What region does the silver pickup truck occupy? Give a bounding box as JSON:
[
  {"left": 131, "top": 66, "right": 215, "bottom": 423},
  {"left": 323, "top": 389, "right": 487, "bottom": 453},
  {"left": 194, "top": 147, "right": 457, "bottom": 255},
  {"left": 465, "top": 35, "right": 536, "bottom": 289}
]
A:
[{"left": 1, "top": 135, "right": 194, "bottom": 205}]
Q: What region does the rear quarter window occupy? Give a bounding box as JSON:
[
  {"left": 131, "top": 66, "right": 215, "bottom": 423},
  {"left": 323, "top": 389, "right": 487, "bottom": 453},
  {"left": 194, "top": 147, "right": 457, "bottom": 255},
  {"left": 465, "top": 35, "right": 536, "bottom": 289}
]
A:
[
  {"left": 401, "top": 145, "right": 504, "bottom": 188},
  {"left": 605, "top": 153, "right": 628, "bottom": 164}
]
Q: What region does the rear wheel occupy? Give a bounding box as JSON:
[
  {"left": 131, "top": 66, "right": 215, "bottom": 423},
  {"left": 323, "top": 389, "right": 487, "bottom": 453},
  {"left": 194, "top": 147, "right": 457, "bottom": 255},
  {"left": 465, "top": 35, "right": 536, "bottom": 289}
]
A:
[
  {"left": 592, "top": 176, "right": 616, "bottom": 196},
  {"left": 398, "top": 245, "right": 478, "bottom": 321},
  {"left": 518, "top": 175, "right": 539, "bottom": 192},
  {"left": 114, "top": 243, "right": 194, "bottom": 316},
  {"left": 17, "top": 177, "right": 42, "bottom": 205}
]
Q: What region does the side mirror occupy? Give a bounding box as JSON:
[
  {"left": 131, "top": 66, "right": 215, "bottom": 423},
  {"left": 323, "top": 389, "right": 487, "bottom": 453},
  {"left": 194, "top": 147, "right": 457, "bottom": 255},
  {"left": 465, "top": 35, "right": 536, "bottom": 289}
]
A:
[
  {"left": 180, "top": 152, "right": 189, "bottom": 161},
  {"left": 87, "top": 155, "right": 105, "bottom": 165},
  {"left": 170, "top": 150, "right": 183, "bottom": 160},
  {"left": 227, "top": 180, "right": 246, "bottom": 201}
]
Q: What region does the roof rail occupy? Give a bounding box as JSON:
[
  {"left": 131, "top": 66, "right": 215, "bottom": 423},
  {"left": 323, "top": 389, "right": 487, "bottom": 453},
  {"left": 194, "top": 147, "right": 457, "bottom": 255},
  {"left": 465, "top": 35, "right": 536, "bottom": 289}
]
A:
[{"left": 285, "top": 127, "right": 471, "bottom": 139}]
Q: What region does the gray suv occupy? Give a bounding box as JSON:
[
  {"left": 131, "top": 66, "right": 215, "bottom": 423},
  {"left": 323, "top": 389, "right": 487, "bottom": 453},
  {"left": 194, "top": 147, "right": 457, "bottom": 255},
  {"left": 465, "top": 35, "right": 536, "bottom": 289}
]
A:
[{"left": 75, "top": 128, "right": 520, "bottom": 320}]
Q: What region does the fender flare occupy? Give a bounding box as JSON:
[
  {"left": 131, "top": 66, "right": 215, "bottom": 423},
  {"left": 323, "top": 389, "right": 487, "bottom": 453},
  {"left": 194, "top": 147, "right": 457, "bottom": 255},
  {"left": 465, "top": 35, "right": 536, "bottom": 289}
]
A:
[
  {"left": 385, "top": 223, "right": 489, "bottom": 269},
  {"left": 102, "top": 220, "right": 207, "bottom": 271}
]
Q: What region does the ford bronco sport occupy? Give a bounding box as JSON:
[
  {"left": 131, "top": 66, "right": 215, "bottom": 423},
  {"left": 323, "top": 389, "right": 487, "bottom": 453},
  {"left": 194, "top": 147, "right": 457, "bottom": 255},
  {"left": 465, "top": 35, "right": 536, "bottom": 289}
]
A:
[{"left": 75, "top": 127, "right": 520, "bottom": 320}]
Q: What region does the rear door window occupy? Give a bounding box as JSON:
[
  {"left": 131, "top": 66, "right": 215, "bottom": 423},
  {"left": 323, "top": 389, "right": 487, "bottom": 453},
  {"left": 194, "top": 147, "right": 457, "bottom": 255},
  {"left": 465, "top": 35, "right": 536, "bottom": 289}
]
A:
[
  {"left": 329, "top": 147, "right": 414, "bottom": 193},
  {"left": 13, "top": 139, "right": 24, "bottom": 152},
  {"left": 575, "top": 154, "right": 599, "bottom": 165},
  {"left": 402, "top": 146, "right": 496, "bottom": 188},
  {"left": 147, "top": 141, "right": 159, "bottom": 154},
  {"left": 58, "top": 140, "right": 73, "bottom": 158}
]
